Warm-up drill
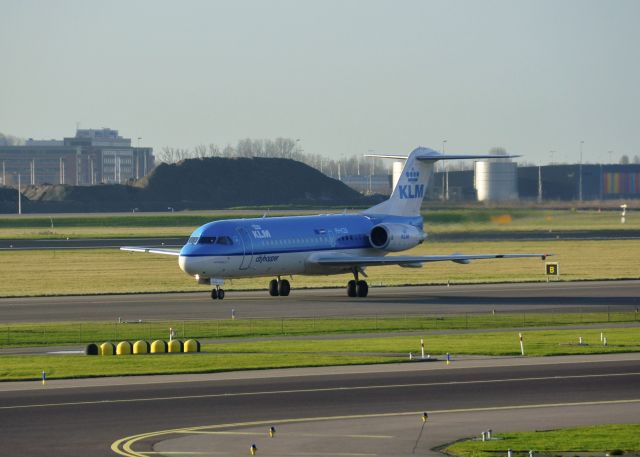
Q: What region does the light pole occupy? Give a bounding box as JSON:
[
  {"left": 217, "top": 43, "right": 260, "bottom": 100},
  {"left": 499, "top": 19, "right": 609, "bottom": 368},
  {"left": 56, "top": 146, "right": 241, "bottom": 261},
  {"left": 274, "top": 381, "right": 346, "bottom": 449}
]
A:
[
  {"left": 579, "top": 140, "right": 584, "bottom": 201},
  {"left": 549, "top": 150, "right": 555, "bottom": 164},
  {"left": 368, "top": 150, "right": 374, "bottom": 194},
  {"left": 608, "top": 150, "right": 613, "bottom": 163},
  {"left": 442, "top": 140, "right": 447, "bottom": 200}
]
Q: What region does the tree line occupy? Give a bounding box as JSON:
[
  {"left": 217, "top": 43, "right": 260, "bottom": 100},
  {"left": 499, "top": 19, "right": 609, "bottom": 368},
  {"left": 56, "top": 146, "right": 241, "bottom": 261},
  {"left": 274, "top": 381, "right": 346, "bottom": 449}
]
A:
[{"left": 156, "top": 137, "right": 390, "bottom": 179}]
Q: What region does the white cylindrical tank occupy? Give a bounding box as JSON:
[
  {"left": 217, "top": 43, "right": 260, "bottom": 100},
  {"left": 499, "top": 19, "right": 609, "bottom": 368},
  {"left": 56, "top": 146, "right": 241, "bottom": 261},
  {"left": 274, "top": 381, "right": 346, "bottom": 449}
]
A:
[
  {"left": 474, "top": 160, "right": 518, "bottom": 201},
  {"left": 392, "top": 161, "right": 404, "bottom": 192}
]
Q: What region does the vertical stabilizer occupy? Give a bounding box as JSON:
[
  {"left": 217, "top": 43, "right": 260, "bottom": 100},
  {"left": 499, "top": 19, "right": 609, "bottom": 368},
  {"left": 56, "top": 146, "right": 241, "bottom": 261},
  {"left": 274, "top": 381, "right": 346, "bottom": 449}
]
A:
[{"left": 362, "top": 148, "right": 435, "bottom": 217}]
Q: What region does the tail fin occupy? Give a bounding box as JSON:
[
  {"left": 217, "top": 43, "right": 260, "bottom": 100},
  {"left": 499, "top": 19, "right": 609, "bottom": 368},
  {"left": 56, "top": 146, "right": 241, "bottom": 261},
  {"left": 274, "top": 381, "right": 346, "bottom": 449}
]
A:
[{"left": 362, "top": 147, "right": 518, "bottom": 217}]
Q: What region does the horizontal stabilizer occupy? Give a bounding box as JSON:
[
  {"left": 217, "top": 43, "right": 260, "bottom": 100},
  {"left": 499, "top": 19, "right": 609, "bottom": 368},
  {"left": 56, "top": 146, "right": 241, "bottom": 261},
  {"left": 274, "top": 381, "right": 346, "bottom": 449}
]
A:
[{"left": 365, "top": 148, "right": 519, "bottom": 162}]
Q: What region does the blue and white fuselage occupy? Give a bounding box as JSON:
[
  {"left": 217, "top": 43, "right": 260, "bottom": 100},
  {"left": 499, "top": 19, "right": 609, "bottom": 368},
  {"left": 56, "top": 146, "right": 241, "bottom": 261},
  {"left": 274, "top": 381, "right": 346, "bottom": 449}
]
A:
[{"left": 178, "top": 213, "right": 423, "bottom": 279}]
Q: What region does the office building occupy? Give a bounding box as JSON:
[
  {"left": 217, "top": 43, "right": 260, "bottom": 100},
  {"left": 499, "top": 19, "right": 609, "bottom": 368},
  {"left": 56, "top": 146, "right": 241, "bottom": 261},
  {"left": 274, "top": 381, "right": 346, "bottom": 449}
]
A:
[{"left": 0, "top": 128, "right": 154, "bottom": 187}]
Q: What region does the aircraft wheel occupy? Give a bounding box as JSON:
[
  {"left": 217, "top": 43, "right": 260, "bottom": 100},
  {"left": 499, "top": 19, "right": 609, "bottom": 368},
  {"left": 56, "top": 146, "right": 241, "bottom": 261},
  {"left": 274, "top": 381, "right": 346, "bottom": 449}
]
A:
[
  {"left": 278, "top": 279, "right": 291, "bottom": 297},
  {"left": 269, "top": 279, "right": 279, "bottom": 296},
  {"left": 356, "top": 280, "right": 368, "bottom": 298},
  {"left": 217, "top": 288, "right": 225, "bottom": 300},
  {"left": 210, "top": 289, "right": 218, "bottom": 300},
  {"left": 347, "top": 280, "right": 357, "bottom": 297}
]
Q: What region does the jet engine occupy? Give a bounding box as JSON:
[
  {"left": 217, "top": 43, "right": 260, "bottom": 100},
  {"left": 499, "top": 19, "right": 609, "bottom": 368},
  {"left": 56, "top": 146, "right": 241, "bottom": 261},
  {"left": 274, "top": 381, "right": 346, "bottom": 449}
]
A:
[{"left": 368, "top": 223, "right": 425, "bottom": 252}]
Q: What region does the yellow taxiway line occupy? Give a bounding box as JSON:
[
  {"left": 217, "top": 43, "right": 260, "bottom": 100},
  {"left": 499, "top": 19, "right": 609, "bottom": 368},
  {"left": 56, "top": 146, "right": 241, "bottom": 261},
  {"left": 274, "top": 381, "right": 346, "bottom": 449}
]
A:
[{"left": 111, "top": 398, "right": 640, "bottom": 457}]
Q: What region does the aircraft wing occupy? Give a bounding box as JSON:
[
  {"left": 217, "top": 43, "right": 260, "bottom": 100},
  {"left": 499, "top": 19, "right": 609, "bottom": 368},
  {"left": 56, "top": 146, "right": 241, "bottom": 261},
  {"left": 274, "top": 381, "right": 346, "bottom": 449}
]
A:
[
  {"left": 120, "top": 246, "right": 181, "bottom": 256},
  {"left": 311, "top": 253, "right": 549, "bottom": 267}
]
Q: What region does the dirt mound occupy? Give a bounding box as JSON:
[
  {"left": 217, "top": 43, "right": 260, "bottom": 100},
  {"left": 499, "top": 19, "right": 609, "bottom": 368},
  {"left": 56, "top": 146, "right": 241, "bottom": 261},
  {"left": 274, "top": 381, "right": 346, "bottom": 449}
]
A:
[
  {"left": 23, "top": 184, "right": 140, "bottom": 203},
  {"left": 17, "top": 157, "right": 372, "bottom": 212},
  {"left": 139, "top": 157, "right": 363, "bottom": 206}
]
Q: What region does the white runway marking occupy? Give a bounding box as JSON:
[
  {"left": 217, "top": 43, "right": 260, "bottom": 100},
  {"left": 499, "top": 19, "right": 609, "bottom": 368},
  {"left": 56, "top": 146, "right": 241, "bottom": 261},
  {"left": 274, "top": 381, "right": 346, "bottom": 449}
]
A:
[{"left": 3, "top": 371, "right": 639, "bottom": 411}]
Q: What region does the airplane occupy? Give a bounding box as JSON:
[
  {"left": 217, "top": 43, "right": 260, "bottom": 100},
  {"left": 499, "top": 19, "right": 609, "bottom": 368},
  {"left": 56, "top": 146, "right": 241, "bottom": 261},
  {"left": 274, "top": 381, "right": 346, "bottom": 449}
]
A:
[{"left": 121, "top": 147, "right": 550, "bottom": 300}]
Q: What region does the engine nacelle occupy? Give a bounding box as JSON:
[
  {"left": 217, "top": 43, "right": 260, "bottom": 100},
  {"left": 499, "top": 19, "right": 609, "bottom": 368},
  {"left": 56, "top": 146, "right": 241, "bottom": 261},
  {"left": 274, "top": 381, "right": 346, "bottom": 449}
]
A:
[{"left": 368, "top": 223, "right": 425, "bottom": 252}]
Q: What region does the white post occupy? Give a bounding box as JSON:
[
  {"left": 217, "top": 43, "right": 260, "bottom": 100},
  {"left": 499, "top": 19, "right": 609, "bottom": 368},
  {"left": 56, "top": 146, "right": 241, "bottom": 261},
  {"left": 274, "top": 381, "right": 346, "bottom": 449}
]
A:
[
  {"left": 420, "top": 338, "right": 425, "bottom": 359},
  {"left": 579, "top": 336, "right": 583, "bottom": 345},
  {"left": 445, "top": 163, "right": 449, "bottom": 200},
  {"left": 600, "top": 332, "right": 603, "bottom": 342},
  {"left": 537, "top": 165, "right": 542, "bottom": 203},
  {"left": 519, "top": 333, "right": 525, "bottom": 356},
  {"left": 603, "top": 336, "right": 608, "bottom": 346}
]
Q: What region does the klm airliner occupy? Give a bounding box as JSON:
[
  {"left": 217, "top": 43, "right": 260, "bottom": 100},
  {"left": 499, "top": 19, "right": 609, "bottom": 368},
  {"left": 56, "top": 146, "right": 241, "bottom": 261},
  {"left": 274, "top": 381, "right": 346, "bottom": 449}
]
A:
[{"left": 122, "top": 147, "right": 549, "bottom": 300}]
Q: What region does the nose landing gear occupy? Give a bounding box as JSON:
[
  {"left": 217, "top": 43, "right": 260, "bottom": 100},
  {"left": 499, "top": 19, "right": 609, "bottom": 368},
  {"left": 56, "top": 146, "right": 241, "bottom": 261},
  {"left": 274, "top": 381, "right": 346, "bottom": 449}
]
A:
[
  {"left": 347, "top": 268, "right": 368, "bottom": 298},
  {"left": 269, "top": 277, "right": 290, "bottom": 297},
  {"left": 211, "top": 286, "right": 225, "bottom": 300}
]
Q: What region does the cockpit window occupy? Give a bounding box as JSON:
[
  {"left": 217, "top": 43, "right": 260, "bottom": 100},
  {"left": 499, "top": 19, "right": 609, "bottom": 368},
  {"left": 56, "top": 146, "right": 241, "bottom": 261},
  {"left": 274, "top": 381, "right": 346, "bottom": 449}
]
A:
[
  {"left": 187, "top": 236, "right": 199, "bottom": 245},
  {"left": 199, "top": 236, "right": 217, "bottom": 244},
  {"left": 216, "top": 236, "right": 233, "bottom": 245}
]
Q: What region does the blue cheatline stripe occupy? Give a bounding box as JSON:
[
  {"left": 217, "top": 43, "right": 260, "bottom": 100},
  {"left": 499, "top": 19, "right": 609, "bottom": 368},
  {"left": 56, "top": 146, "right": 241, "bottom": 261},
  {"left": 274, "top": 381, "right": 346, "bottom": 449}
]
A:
[{"left": 180, "top": 244, "right": 370, "bottom": 257}]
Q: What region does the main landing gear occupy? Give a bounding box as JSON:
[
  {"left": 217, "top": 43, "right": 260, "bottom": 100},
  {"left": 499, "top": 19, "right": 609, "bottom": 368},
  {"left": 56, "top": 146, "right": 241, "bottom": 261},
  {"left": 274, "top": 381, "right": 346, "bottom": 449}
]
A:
[
  {"left": 269, "top": 277, "right": 290, "bottom": 297},
  {"left": 210, "top": 286, "right": 225, "bottom": 300},
  {"left": 347, "top": 268, "right": 368, "bottom": 298}
]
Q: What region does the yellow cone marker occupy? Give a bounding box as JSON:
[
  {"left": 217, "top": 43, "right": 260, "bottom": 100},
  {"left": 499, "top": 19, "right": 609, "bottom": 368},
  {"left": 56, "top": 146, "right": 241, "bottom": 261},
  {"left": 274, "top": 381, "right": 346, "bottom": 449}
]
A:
[
  {"left": 250, "top": 444, "right": 257, "bottom": 455},
  {"left": 42, "top": 371, "right": 46, "bottom": 385},
  {"left": 269, "top": 426, "right": 276, "bottom": 438},
  {"left": 422, "top": 412, "right": 428, "bottom": 422}
]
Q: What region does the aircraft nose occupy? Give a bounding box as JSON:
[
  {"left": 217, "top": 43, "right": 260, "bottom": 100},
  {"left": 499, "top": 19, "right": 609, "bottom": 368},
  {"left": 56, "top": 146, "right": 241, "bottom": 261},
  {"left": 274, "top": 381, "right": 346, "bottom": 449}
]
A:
[{"left": 179, "top": 255, "right": 195, "bottom": 275}]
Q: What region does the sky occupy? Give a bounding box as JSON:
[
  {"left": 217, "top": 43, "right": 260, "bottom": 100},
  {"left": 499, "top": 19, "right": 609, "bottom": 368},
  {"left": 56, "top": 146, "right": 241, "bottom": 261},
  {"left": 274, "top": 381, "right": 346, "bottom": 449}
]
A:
[{"left": 1, "top": 0, "right": 639, "bottom": 165}]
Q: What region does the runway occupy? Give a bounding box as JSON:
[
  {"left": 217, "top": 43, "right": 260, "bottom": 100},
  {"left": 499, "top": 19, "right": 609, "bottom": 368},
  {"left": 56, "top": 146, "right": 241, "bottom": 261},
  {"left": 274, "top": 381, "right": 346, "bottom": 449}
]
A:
[
  {"left": 2, "top": 228, "right": 640, "bottom": 251},
  {"left": 1, "top": 354, "right": 638, "bottom": 456},
  {"left": 1, "top": 280, "right": 639, "bottom": 323}
]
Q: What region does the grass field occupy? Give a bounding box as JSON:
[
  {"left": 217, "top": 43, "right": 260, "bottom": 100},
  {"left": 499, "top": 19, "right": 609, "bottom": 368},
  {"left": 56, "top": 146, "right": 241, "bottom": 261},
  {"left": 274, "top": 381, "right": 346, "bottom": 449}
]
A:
[
  {"left": 200, "top": 327, "right": 640, "bottom": 357},
  {"left": 1, "top": 327, "right": 638, "bottom": 381},
  {"left": 2, "top": 310, "right": 638, "bottom": 348},
  {"left": 0, "top": 209, "right": 636, "bottom": 239},
  {"left": 445, "top": 424, "right": 640, "bottom": 455},
  {"left": 0, "top": 239, "right": 638, "bottom": 296},
  {"left": 0, "top": 353, "right": 396, "bottom": 382}
]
